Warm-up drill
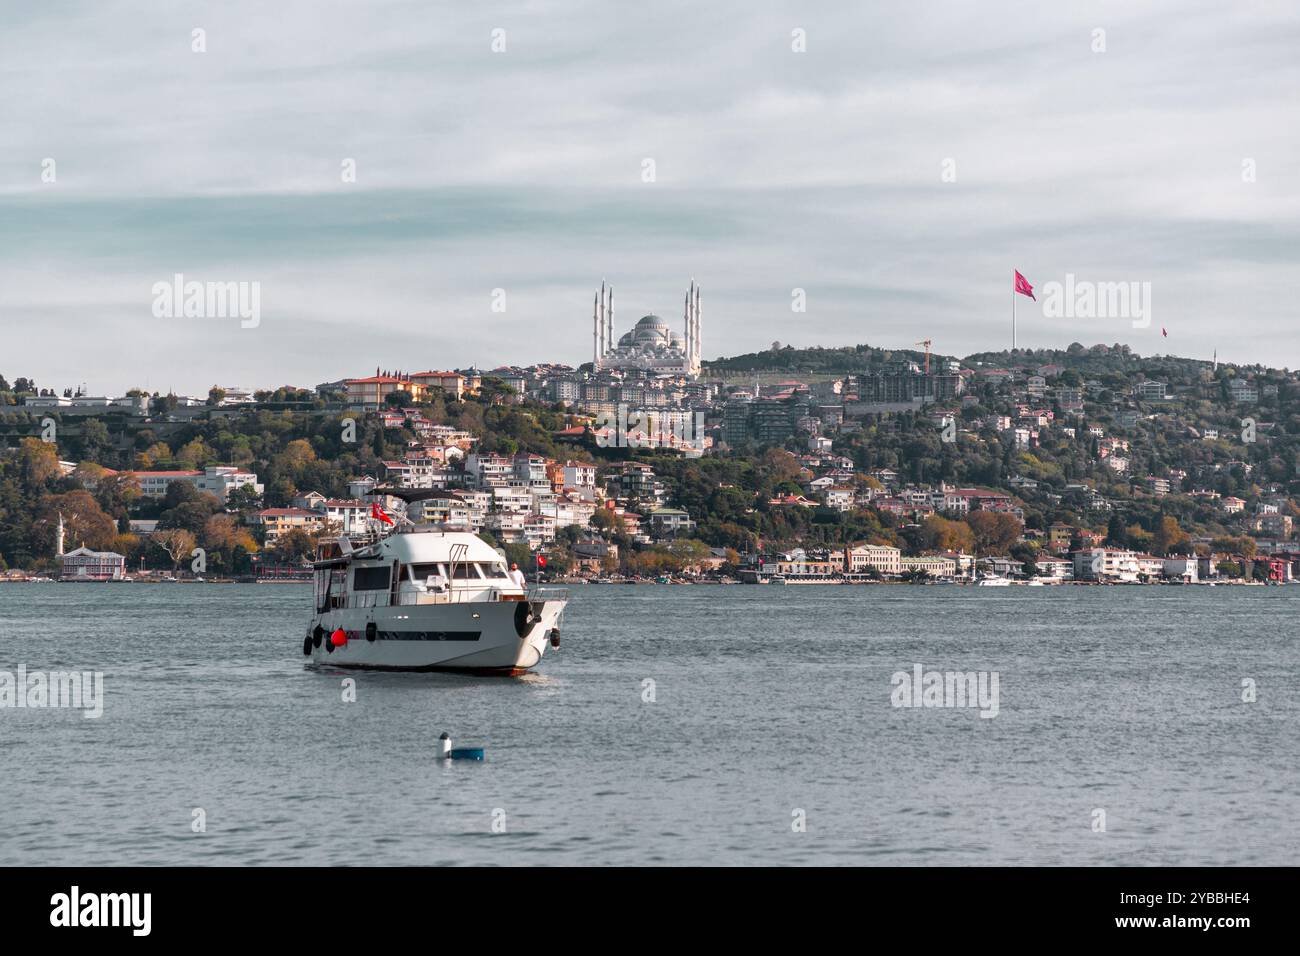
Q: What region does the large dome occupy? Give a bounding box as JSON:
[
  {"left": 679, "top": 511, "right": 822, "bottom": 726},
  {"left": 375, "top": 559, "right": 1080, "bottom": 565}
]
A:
[{"left": 618, "top": 314, "right": 678, "bottom": 350}]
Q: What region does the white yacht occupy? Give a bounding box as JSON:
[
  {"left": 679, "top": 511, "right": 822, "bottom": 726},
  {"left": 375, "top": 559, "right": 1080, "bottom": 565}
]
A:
[
  {"left": 975, "top": 575, "right": 1012, "bottom": 587},
  {"left": 303, "top": 526, "right": 567, "bottom": 674}
]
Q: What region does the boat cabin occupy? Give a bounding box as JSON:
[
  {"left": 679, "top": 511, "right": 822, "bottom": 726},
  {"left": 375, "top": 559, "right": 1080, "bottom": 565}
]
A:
[{"left": 313, "top": 528, "right": 526, "bottom": 609}]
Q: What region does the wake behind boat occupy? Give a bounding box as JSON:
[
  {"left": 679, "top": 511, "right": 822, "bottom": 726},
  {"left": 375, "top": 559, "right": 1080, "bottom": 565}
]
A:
[{"left": 303, "top": 526, "right": 567, "bottom": 674}]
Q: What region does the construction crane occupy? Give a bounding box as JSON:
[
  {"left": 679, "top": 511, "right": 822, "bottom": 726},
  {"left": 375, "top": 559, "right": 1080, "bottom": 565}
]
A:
[{"left": 914, "top": 339, "right": 932, "bottom": 375}]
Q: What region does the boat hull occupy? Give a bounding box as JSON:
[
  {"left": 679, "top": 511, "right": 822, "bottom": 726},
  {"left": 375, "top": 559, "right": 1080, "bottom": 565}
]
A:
[{"left": 306, "top": 598, "right": 564, "bottom": 674}]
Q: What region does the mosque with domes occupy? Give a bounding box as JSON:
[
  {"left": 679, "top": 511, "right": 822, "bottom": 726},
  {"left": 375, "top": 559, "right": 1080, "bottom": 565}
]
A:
[{"left": 591, "top": 280, "right": 702, "bottom": 378}]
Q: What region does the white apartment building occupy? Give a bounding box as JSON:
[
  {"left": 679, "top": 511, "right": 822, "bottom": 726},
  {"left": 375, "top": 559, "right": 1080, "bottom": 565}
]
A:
[
  {"left": 466, "top": 453, "right": 512, "bottom": 489},
  {"left": 562, "top": 461, "right": 597, "bottom": 492},
  {"left": 1134, "top": 381, "right": 1167, "bottom": 400},
  {"left": 1073, "top": 548, "right": 1140, "bottom": 582},
  {"left": 1162, "top": 557, "right": 1198, "bottom": 582},
  {"left": 512, "top": 453, "right": 549, "bottom": 487},
  {"left": 825, "top": 487, "right": 854, "bottom": 512},
  {"left": 553, "top": 495, "right": 597, "bottom": 528},
  {"left": 484, "top": 511, "right": 527, "bottom": 541},
  {"left": 292, "top": 494, "right": 371, "bottom": 535},
  {"left": 523, "top": 513, "right": 556, "bottom": 548},
  {"left": 492, "top": 486, "right": 533, "bottom": 514},
  {"left": 132, "top": 466, "right": 262, "bottom": 502},
  {"left": 408, "top": 494, "right": 473, "bottom": 529},
  {"left": 1034, "top": 557, "right": 1073, "bottom": 581}
]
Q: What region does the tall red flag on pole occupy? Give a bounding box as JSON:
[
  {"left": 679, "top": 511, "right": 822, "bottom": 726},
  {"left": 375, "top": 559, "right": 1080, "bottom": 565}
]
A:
[
  {"left": 1014, "top": 270, "right": 1035, "bottom": 300},
  {"left": 1012, "top": 269, "right": 1035, "bottom": 351}
]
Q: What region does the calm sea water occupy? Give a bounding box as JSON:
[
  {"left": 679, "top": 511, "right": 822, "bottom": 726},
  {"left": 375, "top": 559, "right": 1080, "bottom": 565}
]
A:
[{"left": 1, "top": 582, "right": 1296, "bottom": 866}]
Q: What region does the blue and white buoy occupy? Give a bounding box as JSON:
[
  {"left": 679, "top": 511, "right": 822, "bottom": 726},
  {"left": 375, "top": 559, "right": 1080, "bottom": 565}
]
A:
[{"left": 439, "top": 732, "right": 485, "bottom": 761}]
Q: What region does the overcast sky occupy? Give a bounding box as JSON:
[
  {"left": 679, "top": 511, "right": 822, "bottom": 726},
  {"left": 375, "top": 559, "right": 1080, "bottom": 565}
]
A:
[{"left": 2, "top": 1, "right": 1298, "bottom": 396}]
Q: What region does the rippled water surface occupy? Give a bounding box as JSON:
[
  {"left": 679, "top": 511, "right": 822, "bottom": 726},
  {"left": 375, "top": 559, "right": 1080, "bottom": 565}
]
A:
[{"left": 1, "top": 582, "right": 1296, "bottom": 865}]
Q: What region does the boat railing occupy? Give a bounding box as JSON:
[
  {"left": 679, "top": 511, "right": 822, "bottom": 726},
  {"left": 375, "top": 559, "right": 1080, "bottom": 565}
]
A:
[
  {"left": 527, "top": 586, "right": 569, "bottom": 603},
  {"left": 328, "top": 586, "right": 529, "bottom": 609}
]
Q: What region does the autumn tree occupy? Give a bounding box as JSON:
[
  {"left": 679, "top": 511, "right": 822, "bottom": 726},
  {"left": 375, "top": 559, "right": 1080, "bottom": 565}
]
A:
[
  {"left": 200, "top": 514, "right": 259, "bottom": 574},
  {"left": 918, "top": 514, "right": 976, "bottom": 553},
  {"left": 175, "top": 438, "right": 215, "bottom": 468},
  {"left": 152, "top": 528, "right": 197, "bottom": 573},
  {"left": 32, "top": 489, "right": 117, "bottom": 555},
  {"left": 1152, "top": 516, "right": 1191, "bottom": 556},
  {"left": 16, "top": 438, "right": 60, "bottom": 487},
  {"left": 270, "top": 528, "right": 316, "bottom": 564},
  {"left": 964, "top": 511, "right": 1023, "bottom": 556}
]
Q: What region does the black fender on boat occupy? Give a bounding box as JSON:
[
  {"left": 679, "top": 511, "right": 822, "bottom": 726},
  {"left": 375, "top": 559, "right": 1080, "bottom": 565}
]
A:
[
  {"left": 514, "top": 600, "right": 545, "bottom": 637},
  {"left": 365, "top": 621, "right": 377, "bottom": 642},
  {"left": 312, "top": 625, "right": 325, "bottom": 647},
  {"left": 303, "top": 635, "right": 313, "bottom": 656}
]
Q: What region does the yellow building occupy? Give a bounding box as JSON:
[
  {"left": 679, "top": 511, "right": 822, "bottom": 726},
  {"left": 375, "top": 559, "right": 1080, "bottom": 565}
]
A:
[{"left": 344, "top": 375, "right": 428, "bottom": 408}]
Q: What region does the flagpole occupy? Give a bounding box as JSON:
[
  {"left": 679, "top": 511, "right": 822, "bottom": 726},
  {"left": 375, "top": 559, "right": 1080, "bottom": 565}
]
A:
[{"left": 1011, "top": 269, "right": 1016, "bottom": 352}]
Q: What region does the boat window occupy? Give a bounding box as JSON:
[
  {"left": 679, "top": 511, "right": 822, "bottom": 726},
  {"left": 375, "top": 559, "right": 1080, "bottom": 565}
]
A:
[
  {"left": 483, "top": 562, "right": 510, "bottom": 579},
  {"left": 408, "top": 563, "right": 447, "bottom": 581},
  {"left": 451, "top": 563, "right": 484, "bottom": 579},
  {"left": 353, "top": 565, "right": 391, "bottom": 591}
]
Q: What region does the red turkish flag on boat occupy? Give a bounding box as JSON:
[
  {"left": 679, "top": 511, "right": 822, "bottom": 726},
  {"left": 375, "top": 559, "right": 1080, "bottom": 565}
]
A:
[
  {"left": 1014, "top": 270, "right": 1036, "bottom": 301},
  {"left": 371, "top": 503, "right": 394, "bottom": 525}
]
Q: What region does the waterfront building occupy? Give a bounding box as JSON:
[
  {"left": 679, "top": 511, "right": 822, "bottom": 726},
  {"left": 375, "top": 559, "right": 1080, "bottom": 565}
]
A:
[
  {"left": 60, "top": 547, "right": 125, "bottom": 581},
  {"left": 1072, "top": 548, "right": 1140, "bottom": 582},
  {"left": 843, "top": 544, "right": 902, "bottom": 576},
  {"left": 980, "top": 556, "right": 1024, "bottom": 578},
  {"left": 900, "top": 554, "right": 958, "bottom": 578},
  {"left": 769, "top": 557, "right": 841, "bottom": 580},
  {"left": 1034, "top": 557, "right": 1073, "bottom": 581},
  {"left": 1161, "top": 557, "right": 1198, "bottom": 582}
]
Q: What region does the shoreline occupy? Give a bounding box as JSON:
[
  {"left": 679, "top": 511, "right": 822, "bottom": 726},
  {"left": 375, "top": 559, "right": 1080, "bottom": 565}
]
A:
[{"left": 0, "top": 576, "right": 1279, "bottom": 587}]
